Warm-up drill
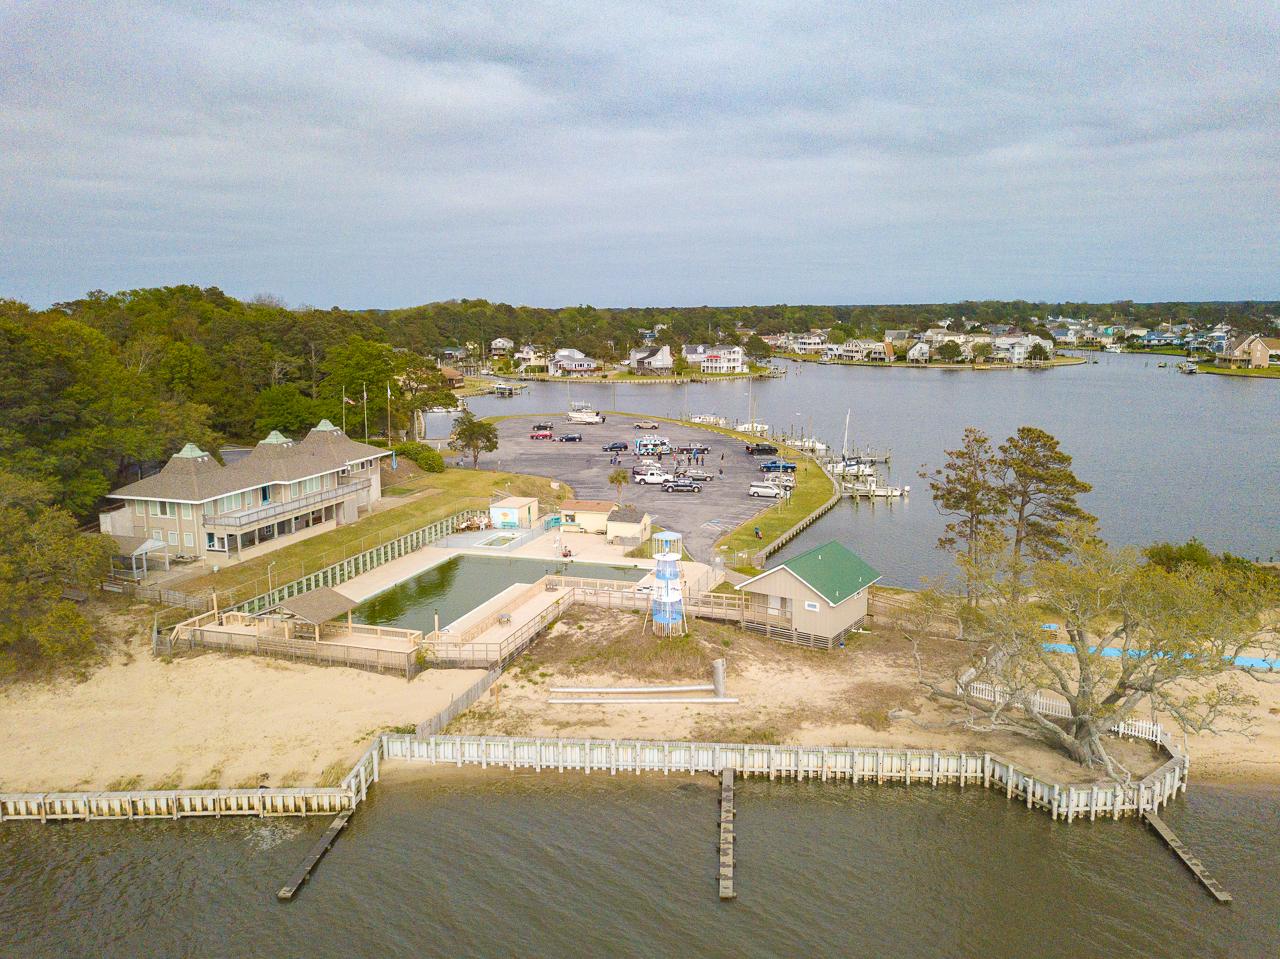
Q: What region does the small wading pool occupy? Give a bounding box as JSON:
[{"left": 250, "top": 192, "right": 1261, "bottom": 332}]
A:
[
  {"left": 352, "top": 554, "right": 647, "bottom": 632},
  {"left": 476, "top": 531, "right": 520, "bottom": 548}
]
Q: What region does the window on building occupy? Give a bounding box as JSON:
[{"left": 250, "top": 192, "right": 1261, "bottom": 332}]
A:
[
  {"left": 181, "top": 503, "right": 192, "bottom": 519},
  {"left": 134, "top": 501, "right": 145, "bottom": 516},
  {"left": 804, "top": 600, "right": 820, "bottom": 612},
  {"left": 183, "top": 532, "right": 194, "bottom": 548},
  {"left": 152, "top": 529, "right": 163, "bottom": 542},
  {"left": 168, "top": 531, "right": 178, "bottom": 546}
]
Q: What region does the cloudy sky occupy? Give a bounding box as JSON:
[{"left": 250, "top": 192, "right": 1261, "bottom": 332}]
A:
[{"left": 2, "top": 1, "right": 1277, "bottom": 308}]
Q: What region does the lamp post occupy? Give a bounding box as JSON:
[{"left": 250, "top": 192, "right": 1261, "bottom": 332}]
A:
[{"left": 267, "top": 561, "right": 277, "bottom": 594}]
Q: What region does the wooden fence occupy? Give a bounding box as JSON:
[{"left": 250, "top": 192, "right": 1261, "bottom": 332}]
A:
[
  {"left": 379, "top": 733, "right": 1188, "bottom": 822},
  {"left": 106, "top": 506, "right": 487, "bottom": 615},
  {"left": 231, "top": 508, "right": 487, "bottom": 614}
]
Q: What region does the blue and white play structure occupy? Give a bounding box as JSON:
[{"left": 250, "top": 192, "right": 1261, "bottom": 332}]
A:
[{"left": 649, "top": 531, "right": 686, "bottom": 636}]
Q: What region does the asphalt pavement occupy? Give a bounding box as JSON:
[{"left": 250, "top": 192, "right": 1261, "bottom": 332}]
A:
[{"left": 472, "top": 414, "right": 783, "bottom": 559}]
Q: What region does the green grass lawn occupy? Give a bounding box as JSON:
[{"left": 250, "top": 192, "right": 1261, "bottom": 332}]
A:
[
  {"left": 170, "top": 468, "right": 569, "bottom": 604},
  {"left": 1195, "top": 362, "right": 1280, "bottom": 378},
  {"left": 714, "top": 455, "right": 834, "bottom": 560}
]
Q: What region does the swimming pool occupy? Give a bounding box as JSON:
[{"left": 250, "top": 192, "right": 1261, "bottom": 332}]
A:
[{"left": 352, "top": 555, "right": 647, "bottom": 632}]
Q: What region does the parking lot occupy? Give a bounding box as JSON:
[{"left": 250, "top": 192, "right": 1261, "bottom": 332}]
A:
[{"left": 474, "top": 414, "right": 786, "bottom": 559}]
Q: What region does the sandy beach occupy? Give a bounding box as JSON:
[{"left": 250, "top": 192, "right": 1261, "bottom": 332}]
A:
[
  {"left": 0, "top": 645, "right": 484, "bottom": 793},
  {"left": 443, "top": 606, "right": 1280, "bottom": 787}
]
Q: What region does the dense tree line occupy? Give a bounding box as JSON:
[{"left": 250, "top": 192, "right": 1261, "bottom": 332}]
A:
[{"left": 2, "top": 286, "right": 1275, "bottom": 523}]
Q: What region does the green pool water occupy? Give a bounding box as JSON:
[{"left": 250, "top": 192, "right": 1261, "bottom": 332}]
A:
[{"left": 351, "top": 554, "right": 646, "bottom": 631}]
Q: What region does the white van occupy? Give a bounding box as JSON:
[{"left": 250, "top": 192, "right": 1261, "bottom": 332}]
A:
[{"left": 748, "top": 481, "right": 785, "bottom": 498}]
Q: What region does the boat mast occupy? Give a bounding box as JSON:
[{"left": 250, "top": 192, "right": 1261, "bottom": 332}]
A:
[{"left": 842, "top": 408, "right": 851, "bottom": 459}]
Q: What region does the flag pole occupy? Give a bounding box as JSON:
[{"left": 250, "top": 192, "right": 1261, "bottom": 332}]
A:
[{"left": 362, "top": 382, "right": 369, "bottom": 443}]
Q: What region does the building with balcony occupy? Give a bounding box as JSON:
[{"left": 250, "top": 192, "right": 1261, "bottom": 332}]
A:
[{"left": 98, "top": 420, "right": 388, "bottom": 568}]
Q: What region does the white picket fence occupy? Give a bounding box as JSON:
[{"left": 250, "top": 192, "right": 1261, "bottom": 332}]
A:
[{"left": 960, "top": 679, "right": 1165, "bottom": 743}]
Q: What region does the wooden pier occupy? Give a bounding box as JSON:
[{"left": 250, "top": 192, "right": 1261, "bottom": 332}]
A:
[
  {"left": 718, "top": 768, "right": 736, "bottom": 900},
  {"left": 278, "top": 809, "right": 355, "bottom": 901},
  {"left": 1143, "top": 811, "right": 1232, "bottom": 903}
]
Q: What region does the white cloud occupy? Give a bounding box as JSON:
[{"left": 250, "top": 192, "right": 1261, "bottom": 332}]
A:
[{"left": 1, "top": 0, "right": 1277, "bottom": 306}]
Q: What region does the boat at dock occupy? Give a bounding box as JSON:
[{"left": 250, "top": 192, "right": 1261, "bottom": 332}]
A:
[
  {"left": 739, "top": 422, "right": 770, "bottom": 435},
  {"left": 690, "top": 414, "right": 728, "bottom": 427},
  {"left": 1177, "top": 361, "right": 1199, "bottom": 374},
  {"left": 843, "top": 480, "right": 909, "bottom": 498}
]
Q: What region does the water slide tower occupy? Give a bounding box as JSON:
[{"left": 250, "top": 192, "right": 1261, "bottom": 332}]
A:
[{"left": 648, "top": 531, "right": 686, "bottom": 636}]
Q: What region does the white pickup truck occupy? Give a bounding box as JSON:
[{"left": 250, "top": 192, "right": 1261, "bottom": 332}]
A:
[{"left": 633, "top": 470, "right": 675, "bottom": 485}]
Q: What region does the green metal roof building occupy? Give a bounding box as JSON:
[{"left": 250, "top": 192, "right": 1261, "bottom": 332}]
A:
[{"left": 736, "top": 541, "right": 881, "bottom": 648}]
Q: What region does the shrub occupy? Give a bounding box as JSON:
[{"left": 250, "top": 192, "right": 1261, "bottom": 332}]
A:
[{"left": 392, "top": 442, "right": 445, "bottom": 473}]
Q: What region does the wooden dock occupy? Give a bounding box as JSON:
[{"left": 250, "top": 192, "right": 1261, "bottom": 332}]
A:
[
  {"left": 277, "top": 809, "right": 354, "bottom": 901},
  {"left": 718, "top": 768, "right": 736, "bottom": 900},
  {"left": 1142, "top": 811, "right": 1232, "bottom": 903}
]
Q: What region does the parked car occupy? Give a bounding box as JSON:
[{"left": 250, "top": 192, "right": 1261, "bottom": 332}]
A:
[
  {"left": 748, "top": 481, "right": 785, "bottom": 498},
  {"left": 677, "top": 442, "right": 710, "bottom": 454},
  {"left": 745, "top": 443, "right": 779, "bottom": 455},
  {"left": 530, "top": 429, "right": 554, "bottom": 440},
  {"left": 662, "top": 478, "right": 702, "bottom": 493},
  {"left": 633, "top": 471, "right": 675, "bottom": 485},
  {"left": 633, "top": 420, "right": 661, "bottom": 430},
  {"left": 759, "top": 459, "right": 797, "bottom": 473},
  {"left": 532, "top": 422, "right": 554, "bottom": 432},
  {"left": 602, "top": 441, "right": 629, "bottom": 452},
  {"left": 676, "top": 467, "right": 714, "bottom": 481},
  {"left": 770, "top": 473, "right": 796, "bottom": 489},
  {"left": 557, "top": 433, "right": 583, "bottom": 443}
]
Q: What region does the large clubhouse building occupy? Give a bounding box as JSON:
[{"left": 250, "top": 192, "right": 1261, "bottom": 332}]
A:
[{"left": 99, "top": 420, "right": 388, "bottom": 566}]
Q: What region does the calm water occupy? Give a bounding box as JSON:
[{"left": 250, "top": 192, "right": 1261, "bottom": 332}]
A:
[
  {"left": 352, "top": 555, "right": 646, "bottom": 631},
  {"left": 3, "top": 360, "right": 1276, "bottom": 957},
  {"left": 2, "top": 773, "right": 1277, "bottom": 958},
  {"left": 467, "top": 355, "right": 1280, "bottom": 585}
]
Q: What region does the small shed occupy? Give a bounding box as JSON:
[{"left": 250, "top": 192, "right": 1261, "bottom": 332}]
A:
[
  {"left": 737, "top": 541, "right": 880, "bottom": 643},
  {"left": 606, "top": 505, "right": 652, "bottom": 546},
  {"left": 490, "top": 496, "right": 539, "bottom": 529},
  {"left": 559, "top": 499, "right": 616, "bottom": 534},
  {"left": 440, "top": 365, "right": 465, "bottom": 388}
]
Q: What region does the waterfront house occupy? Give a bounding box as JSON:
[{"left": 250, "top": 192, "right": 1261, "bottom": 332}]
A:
[
  {"left": 700, "top": 345, "right": 746, "bottom": 374},
  {"left": 794, "top": 332, "right": 828, "bottom": 354},
  {"left": 628, "top": 345, "right": 674, "bottom": 374},
  {"left": 439, "top": 365, "right": 465, "bottom": 388},
  {"left": 906, "top": 341, "right": 931, "bottom": 364},
  {"left": 736, "top": 541, "right": 880, "bottom": 645},
  {"left": 558, "top": 499, "right": 616, "bottom": 534},
  {"left": 991, "top": 334, "right": 1053, "bottom": 364},
  {"left": 439, "top": 346, "right": 468, "bottom": 361},
  {"left": 682, "top": 344, "right": 710, "bottom": 364},
  {"left": 884, "top": 330, "right": 911, "bottom": 346},
  {"left": 1218, "top": 334, "right": 1280, "bottom": 368},
  {"left": 490, "top": 337, "right": 514, "bottom": 356},
  {"left": 551, "top": 348, "right": 600, "bottom": 376},
  {"left": 98, "top": 421, "right": 388, "bottom": 566}
]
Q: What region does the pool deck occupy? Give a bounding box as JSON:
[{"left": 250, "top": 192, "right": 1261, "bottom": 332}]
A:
[
  {"left": 318, "top": 528, "right": 714, "bottom": 660},
  {"left": 331, "top": 529, "right": 660, "bottom": 606}
]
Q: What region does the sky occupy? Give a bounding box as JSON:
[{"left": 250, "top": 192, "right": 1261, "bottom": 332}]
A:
[{"left": 2, "top": 1, "right": 1278, "bottom": 309}]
